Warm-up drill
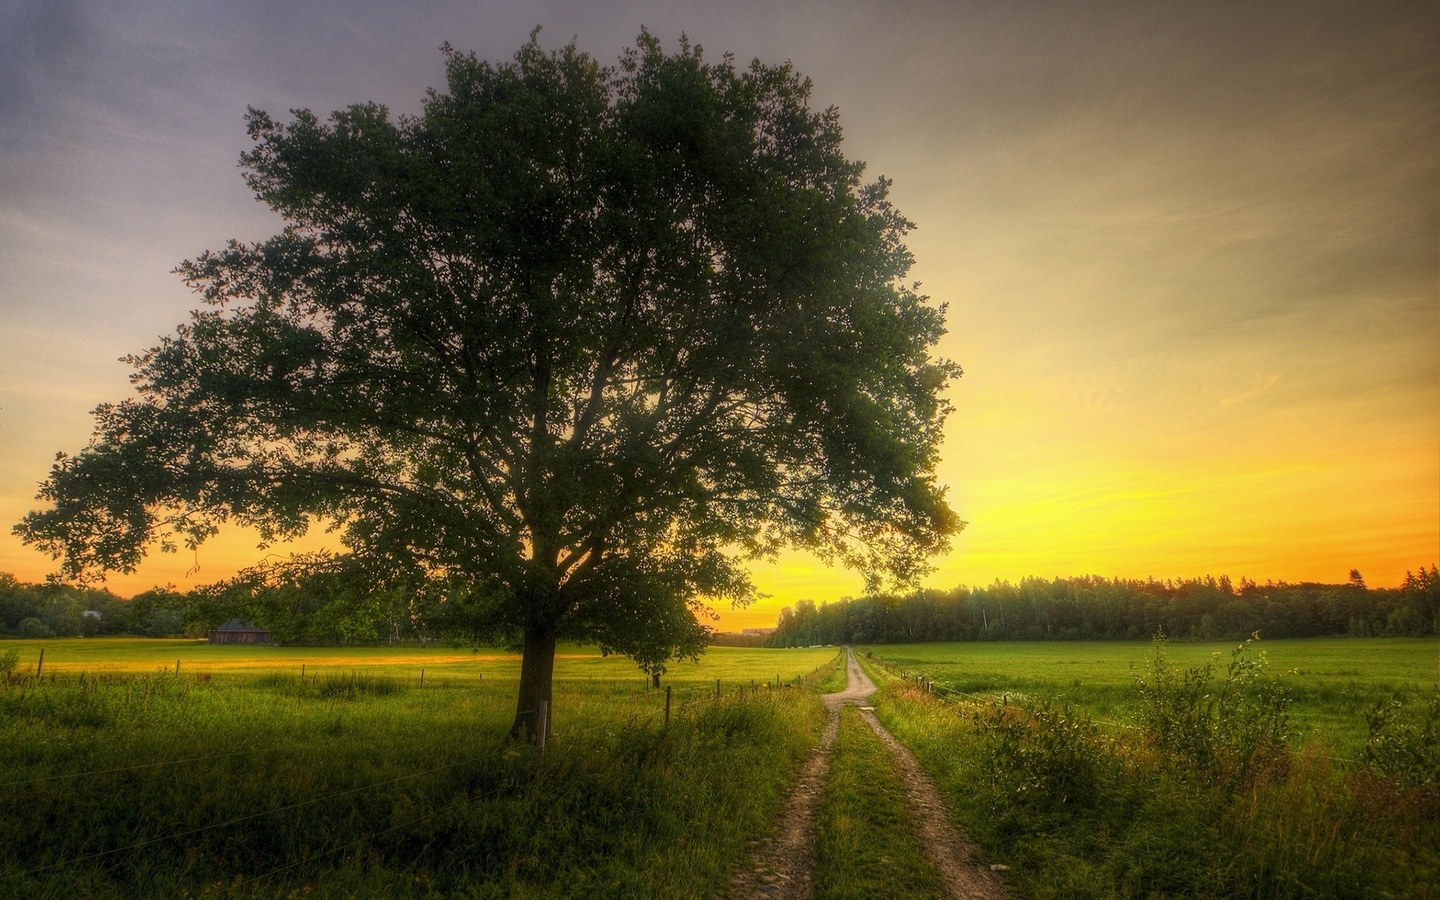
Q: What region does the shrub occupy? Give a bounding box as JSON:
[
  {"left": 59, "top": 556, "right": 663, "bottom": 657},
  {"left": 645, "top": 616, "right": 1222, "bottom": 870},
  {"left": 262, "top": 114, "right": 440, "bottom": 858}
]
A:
[
  {"left": 974, "top": 698, "right": 1114, "bottom": 820},
  {"left": 1132, "top": 630, "right": 1289, "bottom": 784}
]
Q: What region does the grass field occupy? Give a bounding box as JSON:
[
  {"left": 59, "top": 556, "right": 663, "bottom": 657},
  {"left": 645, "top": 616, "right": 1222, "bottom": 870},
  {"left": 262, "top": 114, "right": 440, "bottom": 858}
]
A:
[
  {"left": 0, "top": 639, "right": 842, "bottom": 898},
  {"left": 857, "top": 642, "right": 1440, "bottom": 899},
  {"left": 862, "top": 637, "right": 1439, "bottom": 755},
  {"left": 5, "top": 636, "right": 1436, "bottom": 897},
  {"left": 0, "top": 636, "right": 836, "bottom": 685}
]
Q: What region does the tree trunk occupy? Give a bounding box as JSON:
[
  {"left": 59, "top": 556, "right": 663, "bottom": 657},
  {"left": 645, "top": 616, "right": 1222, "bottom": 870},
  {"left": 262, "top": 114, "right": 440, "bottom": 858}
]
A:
[{"left": 510, "top": 624, "right": 558, "bottom": 741}]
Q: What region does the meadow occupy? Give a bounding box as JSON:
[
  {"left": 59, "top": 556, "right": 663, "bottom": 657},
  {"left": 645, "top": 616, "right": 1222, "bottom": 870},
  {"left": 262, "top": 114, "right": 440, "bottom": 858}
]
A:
[
  {"left": 5, "top": 636, "right": 1437, "bottom": 898},
  {"left": 0, "top": 639, "right": 841, "bottom": 898},
  {"left": 861, "top": 637, "right": 1440, "bottom": 756},
  {"left": 859, "top": 638, "right": 1440, "bottom": 899},
  {"left": 2, "top": 637, "right": 834, "bottom": 700}
]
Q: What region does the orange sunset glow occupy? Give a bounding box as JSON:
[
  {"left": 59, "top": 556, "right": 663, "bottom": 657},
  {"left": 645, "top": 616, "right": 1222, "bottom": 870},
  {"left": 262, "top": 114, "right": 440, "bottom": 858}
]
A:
[{"left": 1, "top": 2, "right": 1435, "bottom": 632}]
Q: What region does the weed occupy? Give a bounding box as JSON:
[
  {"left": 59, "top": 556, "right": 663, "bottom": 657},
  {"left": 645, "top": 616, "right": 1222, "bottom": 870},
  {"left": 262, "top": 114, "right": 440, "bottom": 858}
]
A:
[
  {"left": 861, "top": 636, "right": 1433, "bottom": 756},
  {"left": 0, "top": 644, "right": 833, "bottom": 897},
  {"left": 1363, "top": 692, "right": 1440, "bottom": 789},
  {"left": 865, "top": 642, "right": 1440, "bottom": 899},
  {"left": 316, "top": 671, "right": 405, "bottom": 699}
]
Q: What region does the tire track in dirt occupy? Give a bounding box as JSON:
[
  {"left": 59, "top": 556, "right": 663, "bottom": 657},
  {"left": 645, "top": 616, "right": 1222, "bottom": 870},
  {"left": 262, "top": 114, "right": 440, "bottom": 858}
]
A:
[
  {"left": 857, "top": 708, "right": 1007, "bottom": 899},
  {"left": 729, "top": 649, "right": 1005, "bottom": 899}
]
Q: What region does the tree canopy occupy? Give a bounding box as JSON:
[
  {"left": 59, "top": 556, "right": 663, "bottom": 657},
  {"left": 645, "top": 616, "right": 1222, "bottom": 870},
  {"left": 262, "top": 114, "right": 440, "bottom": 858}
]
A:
[{"left": 16, "top": 32, "right": 962, "bottom": 735}]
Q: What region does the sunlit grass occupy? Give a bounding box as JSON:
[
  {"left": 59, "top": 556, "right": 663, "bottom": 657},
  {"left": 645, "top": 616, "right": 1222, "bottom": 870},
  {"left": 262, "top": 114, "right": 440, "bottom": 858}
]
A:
[
  {"left": 0, "top": 641, "right": 843, "bottom": 897},
  {"left": 1, "top": 637, "right": 836, "bottom": 684},
  {"left": 862, "top": 637, "right": 1438, "bottom": 755}
]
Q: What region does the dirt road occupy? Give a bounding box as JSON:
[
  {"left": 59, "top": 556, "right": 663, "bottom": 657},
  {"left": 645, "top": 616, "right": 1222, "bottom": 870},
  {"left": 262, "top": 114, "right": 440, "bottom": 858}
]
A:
[{"left": 729, "top": 648, "right": 1005, "bottom": 899}]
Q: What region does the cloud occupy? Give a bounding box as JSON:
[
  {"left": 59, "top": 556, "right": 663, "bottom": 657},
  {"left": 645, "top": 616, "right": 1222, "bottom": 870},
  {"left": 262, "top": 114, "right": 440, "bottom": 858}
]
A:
[
  {"left": 1220, "top": 374, "right": 1282, "bottom": 408},
  {"left": 0, "top": 0, "right": 88, "bottom": 154}
]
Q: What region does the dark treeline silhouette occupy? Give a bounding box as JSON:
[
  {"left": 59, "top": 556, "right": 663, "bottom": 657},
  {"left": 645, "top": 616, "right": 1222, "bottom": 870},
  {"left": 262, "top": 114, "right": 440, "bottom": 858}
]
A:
[
  {"left": 0, "top": 558, "right": 429, "bottom": 645},
  {"left": 766, "top": 568, "right": 1440, "bottom": 646},
  {"left": 7, "top": 566, "right": 1438, "bottom": 648}
]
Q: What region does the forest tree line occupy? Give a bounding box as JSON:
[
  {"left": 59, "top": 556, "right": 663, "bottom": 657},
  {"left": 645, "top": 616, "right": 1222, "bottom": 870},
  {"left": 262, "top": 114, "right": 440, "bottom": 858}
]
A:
[
  {"left": 766, "top": 568, "right": 1440, "bottom": 647},
  {"left": 5, "top": 565, "right": 1438, "bottom": 647}
]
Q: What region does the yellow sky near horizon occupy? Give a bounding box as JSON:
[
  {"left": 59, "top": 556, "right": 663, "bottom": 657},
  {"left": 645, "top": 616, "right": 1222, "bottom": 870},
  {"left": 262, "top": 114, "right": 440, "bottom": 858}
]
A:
[{"left": 1, "top": 2, "right": 1435, "bottom": 632}]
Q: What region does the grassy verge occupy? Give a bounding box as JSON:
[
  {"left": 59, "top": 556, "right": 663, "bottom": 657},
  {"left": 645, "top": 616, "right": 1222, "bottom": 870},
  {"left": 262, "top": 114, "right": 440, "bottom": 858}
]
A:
[
  {"left": 0, "top": 647, "right": 832, "bottom": 897},
  {"left": 859, "top": 646, "right": 1440, "bottom": 898},
  {"left": 811, "top": 647, "right": 848, "bottom": 693},
  {"left": 815, "top": 706, "right": 947, "bottom": 899}
]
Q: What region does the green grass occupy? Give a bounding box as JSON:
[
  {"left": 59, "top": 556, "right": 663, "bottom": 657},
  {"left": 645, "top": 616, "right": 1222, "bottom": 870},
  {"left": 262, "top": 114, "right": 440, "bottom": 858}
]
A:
[
  {"left": 863, "top": 637, "right": 1439, "bottom": 755},
  {"left": 812, "top": 651, "right": 850, "bottom": 694},
  {"left": 815, "top": 707, "right": 947, "bottom": 899},
  {"left": 857, "top": 646, "right": 1440, "bottom": 899},
  {"left": 0, "top": 641, "right": 842, "bottom": 897}
]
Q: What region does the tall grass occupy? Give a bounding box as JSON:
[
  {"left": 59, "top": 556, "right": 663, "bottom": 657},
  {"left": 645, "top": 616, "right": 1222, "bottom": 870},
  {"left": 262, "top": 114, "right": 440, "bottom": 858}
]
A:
[
  {"left": 0, "top": 651, "right": 837, "bottom": 897},
  {"left": 863, "top": 642, "right": 1440, "bottom": 898}
]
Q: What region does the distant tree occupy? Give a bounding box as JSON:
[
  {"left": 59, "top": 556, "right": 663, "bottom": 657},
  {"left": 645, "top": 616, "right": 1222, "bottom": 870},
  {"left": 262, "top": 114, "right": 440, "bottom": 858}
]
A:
[
  {"left": 14, "top": 33, "right": 961, "bottom": 738},
  {"left": 16, "top": 617, "right": 55, "bottom": 639},
  {"left": 766, "top": 573, "right": 1440, "bottom": 647},
  {"left": 130, "top": 586, "right": 190, "bottom": 636}
]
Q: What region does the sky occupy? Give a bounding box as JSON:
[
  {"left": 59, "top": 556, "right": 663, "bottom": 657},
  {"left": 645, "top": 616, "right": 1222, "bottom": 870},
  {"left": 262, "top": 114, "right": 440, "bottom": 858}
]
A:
[{"left": 1, "top": 0, "right": 1435, "bottom": 631}]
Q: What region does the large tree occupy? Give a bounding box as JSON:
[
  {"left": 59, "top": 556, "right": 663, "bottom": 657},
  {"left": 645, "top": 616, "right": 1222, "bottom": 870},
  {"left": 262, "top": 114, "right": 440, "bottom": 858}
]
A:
[{"left": 16, "top": 32, "right": 962, "bottom": 737}]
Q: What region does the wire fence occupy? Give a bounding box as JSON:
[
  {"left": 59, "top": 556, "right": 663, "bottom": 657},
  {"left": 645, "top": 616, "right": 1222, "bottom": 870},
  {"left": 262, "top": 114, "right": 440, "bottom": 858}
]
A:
[{"left": 0, "top": 654, "right": 843, "bottom": 785}]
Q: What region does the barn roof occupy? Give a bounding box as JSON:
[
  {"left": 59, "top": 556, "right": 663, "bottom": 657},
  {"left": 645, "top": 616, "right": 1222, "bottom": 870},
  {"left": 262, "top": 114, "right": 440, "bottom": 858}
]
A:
[{"left": 214, "top": 618, "right": 268, "bottom": 632}]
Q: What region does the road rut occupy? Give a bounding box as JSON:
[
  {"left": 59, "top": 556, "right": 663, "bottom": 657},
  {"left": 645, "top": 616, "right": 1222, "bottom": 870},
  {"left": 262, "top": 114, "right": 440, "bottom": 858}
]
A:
[{"left": 729, "top": 648, "right": 1005, "bottom": 899}]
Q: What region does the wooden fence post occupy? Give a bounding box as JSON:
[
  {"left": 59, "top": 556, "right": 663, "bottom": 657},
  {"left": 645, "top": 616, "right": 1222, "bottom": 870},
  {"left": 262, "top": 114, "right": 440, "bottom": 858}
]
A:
[
  {"left": 176, "top": 659, "right": 181, "bottom": 676},
  {"left": 715, "top": 677, "right": 721, "bottom": 702},
  {"left": 419, "top": 668, "right": 424, "bottom": 687},
  {"left": 36, "top": 648, "right": 44, "bottom": 678},
  {"left": 665, "top": 685, "right": 672, "bottom": 724}
]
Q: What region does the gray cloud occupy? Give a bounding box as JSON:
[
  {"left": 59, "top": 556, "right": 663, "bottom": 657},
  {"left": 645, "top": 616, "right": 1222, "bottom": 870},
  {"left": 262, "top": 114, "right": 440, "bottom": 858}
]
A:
[{"left": 0, "top": 0, "right": 89, "bottom": 154}]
